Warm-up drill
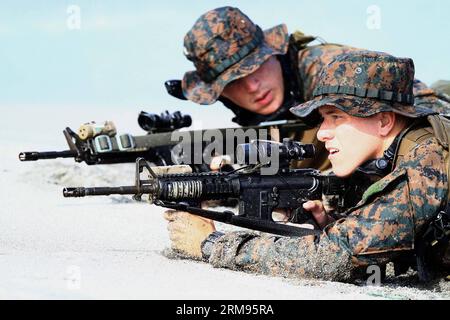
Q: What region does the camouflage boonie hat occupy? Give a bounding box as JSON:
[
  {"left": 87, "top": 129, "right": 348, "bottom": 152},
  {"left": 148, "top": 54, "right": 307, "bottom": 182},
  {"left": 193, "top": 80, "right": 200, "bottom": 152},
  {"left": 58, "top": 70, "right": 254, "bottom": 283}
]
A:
[
  {"left": 182, "top": 6, "right": 289, "bottom": 105},
  {"left": 291, "top": 51, "right": 437, "bottom": 119}
]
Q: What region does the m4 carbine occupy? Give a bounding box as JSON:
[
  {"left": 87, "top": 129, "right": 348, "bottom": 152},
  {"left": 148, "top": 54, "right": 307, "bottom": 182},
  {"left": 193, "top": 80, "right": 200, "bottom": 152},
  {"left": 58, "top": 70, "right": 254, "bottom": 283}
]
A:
[
  {"left": 19, "top": 80, "right": 310, "bottom": 169},
  {"left": 18, "top": 110, "right": 195, "bottom": 165},
  {"left": 63, "top": 141, "right": 348, "bottom": 237},
  {"left": 19, "top": 107, "right": 309, "bottom": 172}
]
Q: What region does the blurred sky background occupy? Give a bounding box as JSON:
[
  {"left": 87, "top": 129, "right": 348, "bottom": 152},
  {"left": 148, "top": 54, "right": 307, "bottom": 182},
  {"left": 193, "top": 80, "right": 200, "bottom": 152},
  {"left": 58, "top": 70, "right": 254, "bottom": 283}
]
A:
[{"left": 0, "top": 0, "right": 449, "bottom": 126}]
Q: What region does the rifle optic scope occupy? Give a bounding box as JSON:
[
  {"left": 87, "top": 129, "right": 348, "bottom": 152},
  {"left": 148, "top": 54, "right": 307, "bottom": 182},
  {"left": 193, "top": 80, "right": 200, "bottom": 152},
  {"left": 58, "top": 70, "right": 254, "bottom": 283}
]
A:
[
  {"left": 236, "top": 139, "right": 316, "bottom": 165},
  {"left": 138, "top": 110, "right": 192, "bottom": 133}
]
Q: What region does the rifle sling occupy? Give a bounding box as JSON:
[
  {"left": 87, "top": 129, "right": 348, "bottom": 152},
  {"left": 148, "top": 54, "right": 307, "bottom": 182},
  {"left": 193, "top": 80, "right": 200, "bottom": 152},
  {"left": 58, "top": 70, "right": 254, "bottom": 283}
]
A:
[{"left": 157, "top": 201, "right": 321, "bottom": 237}]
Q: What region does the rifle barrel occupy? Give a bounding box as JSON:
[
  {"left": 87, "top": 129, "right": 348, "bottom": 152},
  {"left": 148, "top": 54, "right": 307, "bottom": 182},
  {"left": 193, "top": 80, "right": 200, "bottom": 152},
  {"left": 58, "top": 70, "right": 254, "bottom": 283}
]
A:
[
  {"left": 63, "top": 185, "right": 155, "bottom": 197},
  {"left": 19, "top": 150, "right": 77, "bottom": 161}
]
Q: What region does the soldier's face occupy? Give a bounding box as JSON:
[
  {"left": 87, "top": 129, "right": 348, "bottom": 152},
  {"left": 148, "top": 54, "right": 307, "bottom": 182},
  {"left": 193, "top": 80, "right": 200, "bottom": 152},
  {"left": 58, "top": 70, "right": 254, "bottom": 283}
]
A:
[
  {"left": 221, "top": 56, "right": 284, "bottom": 115},
  {"left": 317, "top": 106, "right": 385, "bottom": 177}
]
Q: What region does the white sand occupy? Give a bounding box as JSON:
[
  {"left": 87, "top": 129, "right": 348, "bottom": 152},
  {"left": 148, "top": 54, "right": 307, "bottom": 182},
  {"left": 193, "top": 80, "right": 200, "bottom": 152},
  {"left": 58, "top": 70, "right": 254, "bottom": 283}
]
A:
[{"left": 1, "top": 106, "right": 449, "bottom": 300}]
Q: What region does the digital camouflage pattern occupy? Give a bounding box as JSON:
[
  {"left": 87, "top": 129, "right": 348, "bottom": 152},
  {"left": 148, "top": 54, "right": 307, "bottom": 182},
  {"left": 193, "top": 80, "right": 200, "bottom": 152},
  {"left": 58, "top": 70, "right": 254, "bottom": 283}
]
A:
[
  {"left": 182, "top": 6, "right": 289, "bottom": 105},
  {"left": 174, "top": 8, "right": 450, "bottom": 281},
  {"left": 181, "top": 6, "right": 450, "bottom": 117},
  {"left": 431, "top": 80, "right": 450, "bottom": 96},
  {"left": 282, "top": 46, "right": 448, "bottom": 171},
  {"left": 206, "top": 135, "right": 447, "bottom": 281},
  {"left": 297, "top": 47, "right": 450, "bottom": 115},
  {"left": 291, "top": 51, "right": 437, "bottom": 119},
  {"left": 208, "top": 231, "right": 355, "bottom": 281},
  {"left": 296, "top": 43, "right": 359, "bottom": 101},
  {"left": 202, "top": 52, "right": 448, "bottom": 281},
  {"left": 414, "top": 87, "right": 450, "bottom": 115}
]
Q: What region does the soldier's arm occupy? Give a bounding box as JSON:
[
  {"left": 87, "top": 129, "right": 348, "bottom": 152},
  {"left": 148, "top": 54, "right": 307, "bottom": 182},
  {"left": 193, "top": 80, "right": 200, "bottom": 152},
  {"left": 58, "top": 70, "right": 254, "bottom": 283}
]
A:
[
  {"left": 205, "top": 230, "right": 356, "bottom": 282},
  {"left": 203, "top": 138, "right": 447, "bottom": 280}
]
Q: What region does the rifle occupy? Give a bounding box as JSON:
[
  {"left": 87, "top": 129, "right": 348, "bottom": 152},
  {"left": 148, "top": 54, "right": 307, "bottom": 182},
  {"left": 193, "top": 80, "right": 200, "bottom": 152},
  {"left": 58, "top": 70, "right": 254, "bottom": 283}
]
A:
[
  {"left": 20, "top": 79, "right": 311, "bottom": 168},
  {"left": 18, "top": 110, "right": 192, "bottom": 165},
  {"left": 63, "top": 140, "right": 349, "bottom": 237},
  {"left": 18, "top": 110, "right": 309, "bottom": 171}
]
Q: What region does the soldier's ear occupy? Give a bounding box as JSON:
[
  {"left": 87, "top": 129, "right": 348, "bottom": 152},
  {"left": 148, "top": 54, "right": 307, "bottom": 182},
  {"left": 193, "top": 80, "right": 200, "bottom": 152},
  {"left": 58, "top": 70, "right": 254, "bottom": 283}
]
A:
[{"left": 378, "top": 112, "right": 396, "bottom": 137}]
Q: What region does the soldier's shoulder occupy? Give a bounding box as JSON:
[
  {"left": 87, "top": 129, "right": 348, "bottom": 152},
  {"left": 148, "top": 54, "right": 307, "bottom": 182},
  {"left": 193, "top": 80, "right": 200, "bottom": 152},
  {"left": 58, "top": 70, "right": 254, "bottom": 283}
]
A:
[
  {"left": 415, "top": 92, "right": 450, "bottom": 115},
  {"left": 410, "top": 135, "right": 445, "bottom": 155},
  {"left": 400, "top": 135, "right": 447, "bottom": 173},
  {"left": 297, "top": 43, "right": 359, "bottom": 61}
]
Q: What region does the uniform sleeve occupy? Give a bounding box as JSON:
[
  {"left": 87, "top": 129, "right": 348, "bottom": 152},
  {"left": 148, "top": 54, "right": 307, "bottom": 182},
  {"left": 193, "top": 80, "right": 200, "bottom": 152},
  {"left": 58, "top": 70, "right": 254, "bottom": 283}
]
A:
[
  {"left": 206, "top": 139, "right": 447, "bottom": 280},
  {"left": 208, "top": 231, "right": 355, "bottom": 282}
]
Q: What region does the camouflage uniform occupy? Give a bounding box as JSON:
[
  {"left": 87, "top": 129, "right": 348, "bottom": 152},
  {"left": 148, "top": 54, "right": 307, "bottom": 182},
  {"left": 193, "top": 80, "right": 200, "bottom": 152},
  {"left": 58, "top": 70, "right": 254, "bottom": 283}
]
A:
[
  {"left": 181, "top": 7, "right": 449, "bottom": 113},
  {"left": 180, "top": 7, "right": 450, "bottom": 172},
  {"left": 431, "top": 80, "right": 450, "bottom": 96},
  {"left": 200, "top": 51, "right": 448, "bottom": 282}
]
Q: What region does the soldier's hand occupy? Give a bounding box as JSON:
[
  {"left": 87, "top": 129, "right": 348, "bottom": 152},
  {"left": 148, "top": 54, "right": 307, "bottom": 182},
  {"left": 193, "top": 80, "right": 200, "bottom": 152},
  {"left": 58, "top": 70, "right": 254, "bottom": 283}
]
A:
[
  {"left": 303, "top": 200, "right": 335, "bottom": 229},
  {"left": 209, "top": 155, "right": 232, "bottom": 171},
  {"left": 163, "top": 210, "right": 216, "bottom": 259}
]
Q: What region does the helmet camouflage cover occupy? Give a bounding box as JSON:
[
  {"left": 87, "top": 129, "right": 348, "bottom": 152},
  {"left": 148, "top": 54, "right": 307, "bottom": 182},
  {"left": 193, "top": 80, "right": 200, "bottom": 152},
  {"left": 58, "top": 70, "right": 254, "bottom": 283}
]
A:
[
  {"left": 182, "top": 6, "right": 289, "bottom": 105},
  {"left": 291, "top": 51, "right": 437, "bottom": 119}
]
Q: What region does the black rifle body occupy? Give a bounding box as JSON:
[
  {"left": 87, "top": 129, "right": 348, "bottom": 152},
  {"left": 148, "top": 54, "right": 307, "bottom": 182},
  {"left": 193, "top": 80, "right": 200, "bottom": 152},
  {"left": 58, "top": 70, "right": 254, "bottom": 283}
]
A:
[
  {"left": 20, "top": 121, "right": 308, "bottom": 169},
  {"left": 63, "top": 159, "right": 347, "bottom": 237}
]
